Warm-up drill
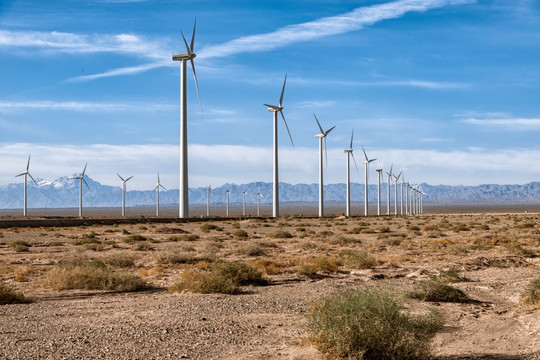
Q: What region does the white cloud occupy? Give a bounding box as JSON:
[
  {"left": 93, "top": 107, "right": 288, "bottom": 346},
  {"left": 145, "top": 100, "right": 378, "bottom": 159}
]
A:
[
  {"left": 1, "top": 142, "right": 540, "bottom": 190},
  {"left": 463, "top": 117, "right": 540, "bottom": 130},
  {"left": 0, "top": 100, "right": 176, "bottom": 112}
]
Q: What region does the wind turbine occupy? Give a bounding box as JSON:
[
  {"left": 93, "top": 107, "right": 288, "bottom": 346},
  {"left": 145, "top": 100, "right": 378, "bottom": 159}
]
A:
[
  {"left": 376, "top": 163, "right": 383, "bottom": 216},
  {"left": 264, "top": 74, "right": 294, "bottom": 218},
  {"left": 344, "top": 130, "right": 359, "bottom": 217},
  {"left": 154, "top": 173, "right": 166, "bottom": 217},
  {"left": 242, "top": 191, "right": 247, "bottom": 216},
  {"left": 117, "top": 173, "right": 133, "bottom": 217},
  {"left": 16, "top": 155, "right": 38, "bottom": 217},
  {"left": 172, "top": 19, "right": 203, "bottom": 219},
  {"left": 393, "top": 171, "right": 402, "bottom": 215},
  {"left": 226, "top": 189, "right": 230, "bottom": 216},
  {"left": 71, "top": 164, "right": 90, "bottom": 217},
  {"left": 400, "top": 175, "right": 405, "bottom": 215},
  {"left": 386, "top": 165, "right": 393, "bottom": 215},
  {"left": 405, "top": 180, "right": 409, "bottom": 215},
  {"left": 206, "top": 185, "right": 211, "bottom": 217},
  {"left": 257, "top": 189, "right": 263, "bottom": 216},
  {"left": 361, "top": 146, "right": 376, "bottom": 217},
  {"left": 314, "top": 114, "right": 335, "bottom": 218}
]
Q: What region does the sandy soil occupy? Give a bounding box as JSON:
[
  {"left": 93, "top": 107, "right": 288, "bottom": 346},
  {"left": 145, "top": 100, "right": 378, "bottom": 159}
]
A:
[{"left": 1, "top": 213, "right": 539, "bottom": 359}]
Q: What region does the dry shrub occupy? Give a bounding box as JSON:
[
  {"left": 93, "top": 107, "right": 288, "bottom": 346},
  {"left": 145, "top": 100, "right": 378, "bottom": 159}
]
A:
[
  {"left": 169, "top": 262, "right": 267, "bottom": 294},
  {"left": 42, "top": 259, "right": 147, "bottom": 291},
  {"left": 330, "top": 234, "right": 360, "bottom": 245},
  {"left": 408, "top": 280, "right": 468, "bottom": 303},
  {"left": 123, "top": 234, "right": 150, "bottom": 244},
  {"left": 103, "top": 253, "right": 136, "bottom": 268},
  {"left": 298, "top": 256, "right": 341, "bottom": 276},
  {"left": 502, "top": 241, "right": 535, "bottom": 257},
  {"left": 156, "top": 227, "right": 187, "bottom": 234},
  {"left": 0, "top": 281, "right": 31, "bottom": 305},
  {"left": 521, "top": 278, "right": 540, "bottom": 309},
  {"left": 134, "top": 242, "right": 154, "bottom": 251},
  {"left": 339, "top": 250, "right": 377, "bottom": 269},
  {"left": 251, "top": 259, "right": 288, "bottom": 275},
  {"left": 268, "top": 230, "right": 293, "bottom": 239},
  {"left": 200, "top": 223, "right": 223, "bottom": 233},
  {"left": 139, "top": 267, "right": 165, "bottom": 277},
  {"left": 232, "top": 230, "right": 249, "bottom": 239},
  {"left": 238, "top": 243, "right": 266, "bottom": 256},
  {"left": 159, "top": 252, "right": 217, "bottom": 265},
  {"left": 14, "top": 266, "right": 40, "bottom": 282},
  {"left": 167, "top": 234, "right": 199, "bottom": 242},
  {"left": 9, "top": 240, "right": 31, "bottom": 252},
  {"left": 307, "top": 288, "right": 443, "bottom": 360}
]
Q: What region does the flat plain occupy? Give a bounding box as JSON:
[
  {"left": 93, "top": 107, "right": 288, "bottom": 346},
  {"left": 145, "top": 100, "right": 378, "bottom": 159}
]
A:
[{"left": 1, "top": 211, "right": 539, "bottom": 359}]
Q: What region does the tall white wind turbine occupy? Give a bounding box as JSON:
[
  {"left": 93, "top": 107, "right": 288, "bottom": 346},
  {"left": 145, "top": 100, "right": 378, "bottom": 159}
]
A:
[
  {"left": 16, "top": 155, "right": 38, "bottom": 217},
  {"left": 314, "top": 114, "right": 335, "bottom": 218},
  {"left": 393, "top": 171, "right": 402, "bottom": 215},
  {"left": 376, "top": 163, "right": 383, "bottom": 216},
  {"left": 344, "top": 130, "right": 359, "bottom": 217},
  {"left": 117, "top": 173, "right": 133, "bottom": 217},
  {"left": 154, "top": 173, "right": 166, "bottom": 217},
  {"left": 400, "top": 175, "right": 405, "bottom": 215},
  {"left": 386, "top": 165, "right": 393, "bottom": 215},
  {"left": 264, "top": 74, "right": 294, "bottom": 218},
  {"left": 361, "top": 146, "right": 376, "bottom": 217},
  {"left": 172, "top": 19, "right": 203, "bottom": 219},
  {"left": 71, "top": 164, "right": 90, "bottom": 217}
]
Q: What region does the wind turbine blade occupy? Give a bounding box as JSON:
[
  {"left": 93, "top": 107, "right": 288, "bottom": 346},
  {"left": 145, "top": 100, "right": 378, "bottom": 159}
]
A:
[
  {"left": 263, "top": 103, "right": 279, "bottom": 110},
  {"left": 28, "top": 173, "right": 38, "bottom": 186},
  {"left": 351, "top": 152, "right": 360, "bottom": 173},
  {"left": 361, "top": 146, "right": 369, "bottom": 162},
  {"left": 82, "top": 163, "right": 87, "bottom": 176},
  {"left": 160, "top": 184, "right": 166, "bottom": 190},
  {"left": 313, "top": 113, "right": 324, "bottom": 134},
  {"left": 181, "top": 32, "right": 192, "bottom": 56},
  {"left": 279, "top": 74, "right": 287, "bottom": 107},
  {"left": 117, "top": 173, "right": 125, "bottom": 182},
  {"left": 368, "top": 158, "right": 377, "bottom": 164},
  {"left": 190, "top": 18, "right": 196, "bottom": 52},
  {"left": 26, "top": 155, "right": 31, "bottom": 171},
  {"left": 280, "top": 110, "right": 294, "bottom": 147},
  {"left": 16, "top": 172, "right": 25, "bottom": 177},
  {"left": 190, "top": 59, "right": 203, "bottom": 119},
  {"left": 349, "top": 130, "right": 354, "bottom": 150},
  {"left": 390, "top": 164, "right": 393, "bottom": 174},
  {"left": 126, "top": 176, "right": 134, "bottom": 182},
  {"left": 83, "top": 178, "right": 91, "bottom": 191},
  {"left": 325, "top": 125, "right": 336, "bottom": 136},
  {"left": 157, "top": 172, "right": 161, "bottom": 184}
]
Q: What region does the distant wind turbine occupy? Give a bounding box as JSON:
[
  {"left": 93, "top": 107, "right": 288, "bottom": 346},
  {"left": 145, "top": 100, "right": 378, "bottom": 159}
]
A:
[
  {"left": 71, "top": 163, "right": 90, "bottom": 217},
  {"left": 361, "top": 146, "right": 376, "bottom": 217},
  {"left": 264, "top": 74, "right": 294, "bottom": 218},
  {"left": 206, "top": 185, "right": 211, "bottom": 217},
  {"left": 314, "top": 114, "right": 335, "bottom": 218},
  {"left": 393, "top": 171, "right": 402, "bottom": 215},
  {"left": 117, "top": 173, "right": 133, "bottom": 217},
  {"left": 343, "top": 130, "right": 359, "bottom": 217},
  {"left": 226, "top": 189, "right": 230, "bottom": 216},
  {"left": 154, "top": 173, "right": 166, "bottom": 217},
  {"left": 172, "top": 19, "right": 203, "bottom": 219},
  {"left": 400, "top": 175, "right": 405, "bottom": 215},
  {"left": 257, "top": 189, "right": 263, "bottom": 216},
  {"left": 376, "top": 163, "right": 383, "bottom": 216},
  {"left": 386, "top": 164, "right": 393, "bottom": 215},
  {"left": 242, "top": 191, "right": 247, "bottom": 216},
  {"left": 16, "top": 155, "right": 38, "bottom": 217}
]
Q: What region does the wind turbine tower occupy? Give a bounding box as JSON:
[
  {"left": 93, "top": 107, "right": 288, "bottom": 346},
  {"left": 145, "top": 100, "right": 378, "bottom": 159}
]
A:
[
  {"left": 361, "top": 146, "right": 376, "bottom": 217},
  {"left": 71, "top": 164, "right": 90, "bottom": 217},
  {"left": 376, "top": 164, "right": 383, "bottom": 216},
  {"left": 343, "top": 130, "right": 358, "bottom": 217},
  {"left": 393, "top": 171, "right": 402, "bottom": 215},
  {"left": 242, "top": 191, "right": 247, "bottom": 216},
  {"left": 264, "top": 74, "right": 294, "bottom": 218},
  {"left": 314, "top": 114, "right": 335, "bottom": 218},
  {"left": 386, "top": 165, "right": 393, "bottom": 215},
  {"left": 172, "top": 19, "right": 202, "bottom": 219},
  {"left": 16, "top": 155, "right": 37, "bottom": 217},
  {"left": 226, "top": 189, "right": 230, "bottom": 216},
  {"left": 117, "top": 173, "right": 133, "bottom": 217},
  {"left": 400, "top": 176, "right": 405, "bottom": 215},
  {"left": 257, "top": 190, "right": 263, "bottom": 216},
  {"left": 206, "top": 185, "right": 211, "bottom": 217},
  {"left": 154, "top": 173, "right": 166, "bottom": 217}
]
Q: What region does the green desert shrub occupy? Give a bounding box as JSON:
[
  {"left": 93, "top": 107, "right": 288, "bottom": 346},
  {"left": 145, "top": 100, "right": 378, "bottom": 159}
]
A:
[
  {"left": 298, "top": 256, "right": 341, "bottom": 276},
  {"left": 339, "top": 250, "right": 377, "bottom": 269},
  {"left": 0, "top": 281, "right": 31, "bottom": 305},
  {"left": 268, "top": 230, "right": 293, "bottom": 239},
  {"left": 42, "top": 259, "right": 147, "bottom": 291},
  {"left": 408, "top": 280, "right": 468, "bottom": 303},
  {"left": 521, "top": 278, "right": 540, "bottom": 309},
  {"left": 200, "top": 223, "right": 223, "bottom": 233},
  {"left": 9, "top": 240, "right": 32, "bottom": 252},
  {"left": 169, "top": 262, "right": 267, "bottom": 294},
  {"left": 307, "top": 288, "right": 443, "bottom": 360},
  {"left": 103, "top": 253, "right": 136, "bottom": 268}
]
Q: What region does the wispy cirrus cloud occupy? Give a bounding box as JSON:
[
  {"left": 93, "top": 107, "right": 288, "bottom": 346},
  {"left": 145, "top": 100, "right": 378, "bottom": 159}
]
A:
[
  {"left": 463, "top": 117, "right": 540, "bottom": 130},
  {"left": 0, "top": 100, "right": 175, "bottom": 112}
]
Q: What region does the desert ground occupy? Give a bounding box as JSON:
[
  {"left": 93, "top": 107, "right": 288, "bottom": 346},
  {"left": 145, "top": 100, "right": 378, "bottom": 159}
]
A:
[{"left": 1, "top": 209, "right": 539, "bottom": 359}]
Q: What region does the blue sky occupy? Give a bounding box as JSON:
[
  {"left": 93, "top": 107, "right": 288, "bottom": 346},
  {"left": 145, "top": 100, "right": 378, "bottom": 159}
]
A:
[{"left": 1, "top": 0, "right": 540, "bottom": 190}]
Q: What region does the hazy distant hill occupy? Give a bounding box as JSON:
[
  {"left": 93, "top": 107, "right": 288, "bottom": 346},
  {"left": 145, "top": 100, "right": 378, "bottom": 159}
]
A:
[{"left": 1, "top": 176, "right": 540, "bottom": 209}]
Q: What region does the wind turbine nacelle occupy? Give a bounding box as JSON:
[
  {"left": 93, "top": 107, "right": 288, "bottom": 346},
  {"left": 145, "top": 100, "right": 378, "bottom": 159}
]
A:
[{"left": 172, "top": 53, "right": 192, "bottom": 61}]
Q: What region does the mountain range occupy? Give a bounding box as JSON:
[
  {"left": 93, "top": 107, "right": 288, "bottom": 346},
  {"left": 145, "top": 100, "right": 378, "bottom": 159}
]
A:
[{"left": 1, "top": 176, "right": 540, "bottom": 209}]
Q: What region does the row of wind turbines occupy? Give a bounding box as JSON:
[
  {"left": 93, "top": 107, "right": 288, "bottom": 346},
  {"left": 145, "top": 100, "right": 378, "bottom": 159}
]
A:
[
  {"left": 12, "top": 19, "right": 425, "bottom": 219},
  {"left": 172, "top": 20, "right": 425, "bottom": 219}
]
